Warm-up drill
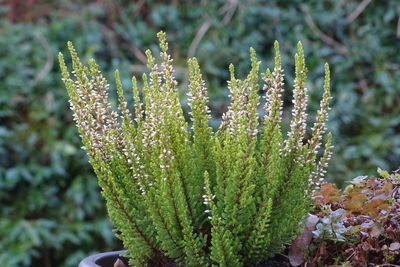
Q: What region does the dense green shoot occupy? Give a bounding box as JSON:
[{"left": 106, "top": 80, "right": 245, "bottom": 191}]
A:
[{"left": 59, "top": 32, "right": 332, "bottom": 266}]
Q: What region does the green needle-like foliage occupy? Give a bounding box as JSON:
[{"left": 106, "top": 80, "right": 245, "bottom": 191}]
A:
[{"left": 59, "top": 32, "right": 332, "bottom": 267}]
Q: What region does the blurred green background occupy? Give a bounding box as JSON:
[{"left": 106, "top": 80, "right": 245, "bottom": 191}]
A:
[{"left": 0, "top": 0, "right": 399, "bottom": 266}]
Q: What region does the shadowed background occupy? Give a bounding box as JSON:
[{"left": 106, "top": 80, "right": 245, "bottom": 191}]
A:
[{"left": 0, "top": 0, "right": 399, "bottom": 266}]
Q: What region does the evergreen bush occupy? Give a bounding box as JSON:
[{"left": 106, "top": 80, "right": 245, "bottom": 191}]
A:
[{"left": 59, "top": 32, "right": 332, "bottom": 266}]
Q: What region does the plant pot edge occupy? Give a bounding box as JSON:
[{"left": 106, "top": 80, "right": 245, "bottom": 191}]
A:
[
  {"left": 78, "top": 250, "right": 127, "bottom": 267},
  {"left": 78, "top": 250, "right": 292, "bottom": 267}
]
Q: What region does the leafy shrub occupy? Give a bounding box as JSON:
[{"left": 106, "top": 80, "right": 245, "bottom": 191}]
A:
[
  {"left": 59, "top": 32, "right": 332, "bottom": 266},
  {"left": 296, "top": 170, "right": 400, "bottom": 266}
]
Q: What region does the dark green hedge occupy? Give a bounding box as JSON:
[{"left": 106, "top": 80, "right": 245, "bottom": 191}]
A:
[{"left": 1, "top": 0, "right": 399, "bottom": 266}]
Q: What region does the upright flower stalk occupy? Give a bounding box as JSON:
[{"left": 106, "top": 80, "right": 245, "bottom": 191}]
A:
[
  {"left": 59, "top": 33, "right": 332, "bottom": 267},
  {"left": 284, "top": 42, "right": 308, "bottom": 157}
]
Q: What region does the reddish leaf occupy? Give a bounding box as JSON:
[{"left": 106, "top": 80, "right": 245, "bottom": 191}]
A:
[
  {"left": 289, "top": 214, "right": 319, "bottom": 266},
  {"left": 344, "top": 187, "right": 367, "bottom": 214},
  {"left": 314, "top": 183, "right": 340, "bottom": 205}
]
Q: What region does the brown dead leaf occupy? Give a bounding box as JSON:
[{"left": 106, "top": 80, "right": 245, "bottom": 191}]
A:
[
  {"left": 314, "top": 183, "right": 341, "bottom": 205},
  {"left": 344, "top": 187, "right": 367, "bottom": 214},
  {"left": 363, "top": 198, "right": 389, "bottom": 218},
  {"left": 379, "top": 181, "right": 393, "bottom": 197}
]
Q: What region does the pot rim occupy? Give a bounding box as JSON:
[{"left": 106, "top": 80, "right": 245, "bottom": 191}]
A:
[{"left": 78, "top": 250, "right": 126, "bottom": 267}]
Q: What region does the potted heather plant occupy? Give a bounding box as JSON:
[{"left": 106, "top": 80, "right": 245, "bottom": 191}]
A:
[{"left": 59, "top": 32, "right": 333, "bottom": 267}]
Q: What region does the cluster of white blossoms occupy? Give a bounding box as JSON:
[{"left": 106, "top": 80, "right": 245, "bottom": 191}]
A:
[
  {"left": 261, "top": 42, "right": 332, "bottom": 189},
  {"left": 263, "top": 43, "right": 285, "bottom": 129},
  {"left": 187, "top": 59, "right": 212, "bottom": 129},
  {"left": 309, "top": 133, "right": 334, "bottom": 192},
  {"left": 223, "top": 76, "right": 251, "bottom": 137},
  {"left": 307, "top": 64, "right": 332, "bottom": 162},
  {"left": 220, "top": 49, "right": 260, "bottom": 143},
  {"left": 60, "top": 47, "right": 122, "bottom": 162},
  {"left": 202, "top": 174, "right": 217, "bottom": 221},
  {"left": 281, "top": 43, "right": 310, "bottom": 167}
]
